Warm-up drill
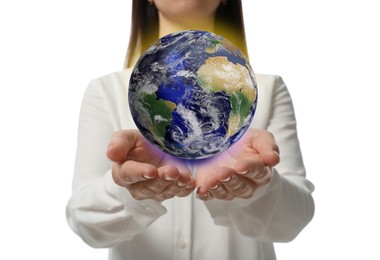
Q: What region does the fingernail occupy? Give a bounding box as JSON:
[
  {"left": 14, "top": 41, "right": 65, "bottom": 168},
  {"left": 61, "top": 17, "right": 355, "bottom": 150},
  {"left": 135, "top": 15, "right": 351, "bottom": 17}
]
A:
[
  {"left": 164, "top": 175, "right": 176, "bottom": 182},
  {"left": 143, "top": 173, "right": 155, "bottom": 179},
  {"left": 221, "top": 176, "right": 232, "bottom": 183},
  {"left": 209, "top": 184, "right": 219, "bottom": 190},
  {"left": 176, "top": 181, "right": 187, "bottom": 187},
  {"left": 197, "top": 192, "right": 208, "bottom": 199},
  {"left": 238, "top": 170, "right": 248, "bottom": 175}
]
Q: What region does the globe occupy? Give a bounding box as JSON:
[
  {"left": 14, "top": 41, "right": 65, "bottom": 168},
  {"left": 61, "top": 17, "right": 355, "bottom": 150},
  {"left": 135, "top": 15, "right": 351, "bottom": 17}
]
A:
[{"left": 129, "top": 30, "right": 257, "bottom": 160}]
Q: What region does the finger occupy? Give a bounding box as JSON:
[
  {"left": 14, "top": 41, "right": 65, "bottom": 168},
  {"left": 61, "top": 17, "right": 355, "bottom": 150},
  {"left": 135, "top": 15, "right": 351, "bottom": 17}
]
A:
[
  {"left": 251, "top": 130, "right": 280, "bottom": 166},
  {"left": 153, "top": 166, "right": 185, "bottom": 199},
  {"left": 132, "top": 163, "right": 192, "bottom": 201},
  {"left": 196, "top": 189, "right": 213, "bottom": 201},
  {"left": 250, "top": 167, "right": 273, "bottom": 186},
  {"left": 133, "top": 165, "right": 181, "bottom": 196},
  {"left": 234, "top": 158, "right": 272, "bottom": 186},
  {"left": 130, "top": 174, "right": 175, "bottom": 200},
  {"left": 119, "top": 160, "right": 158, "bottom": 184},
  {"left": 234, "top": 158, "right": 266, "bottom": 176},
  {"left": 160, "top": 158, "right": 195, "bottom": 197},
  {"left": 175, "top": 173, "right": 196, "bottom": 197},
  {"left": 112, "top": 163, "right": 129, "bottom": 187},
  {"left": 128, "top": 185, "right": 157, "bottom": 200},
  {"left": 107, "top": 130, "right": 138, "bottom": 163},
  {"left": 197, "top": 167, "right": 234, "bottom": 199},
  {"left": 175, "top": 171, "right": 194, "bottom": 189},
  {"left": 207, "top": 183, "right": 234, "bottom": 200},
  {"left": 220, "top": 174, "right": 256, "bottom": 199},
  {"left": 158, "top": 164, "right": 182, "bottom": 182},
  {"left": 158, "top": 177, "right": 195, "bottom": 200},
  {"left": 177, "top": 178, "right": 196, "bottom": 197}
]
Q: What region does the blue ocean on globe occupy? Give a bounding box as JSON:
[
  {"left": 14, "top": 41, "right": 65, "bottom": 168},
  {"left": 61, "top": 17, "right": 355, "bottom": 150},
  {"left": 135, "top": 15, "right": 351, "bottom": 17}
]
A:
[{"left": 129, "top": 30, "right": 257, "bottom": 160}]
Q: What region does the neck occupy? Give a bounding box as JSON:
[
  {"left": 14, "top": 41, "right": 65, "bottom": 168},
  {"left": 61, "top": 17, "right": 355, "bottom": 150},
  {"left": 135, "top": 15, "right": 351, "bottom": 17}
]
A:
[{"left": 158, "top": 14, "right": 215, "bottom": 38}]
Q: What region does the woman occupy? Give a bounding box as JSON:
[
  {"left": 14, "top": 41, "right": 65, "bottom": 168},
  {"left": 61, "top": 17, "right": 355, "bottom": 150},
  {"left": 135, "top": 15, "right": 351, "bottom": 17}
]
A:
[{"left": 66, "top": 1, "right": 315, "bottom": 259}]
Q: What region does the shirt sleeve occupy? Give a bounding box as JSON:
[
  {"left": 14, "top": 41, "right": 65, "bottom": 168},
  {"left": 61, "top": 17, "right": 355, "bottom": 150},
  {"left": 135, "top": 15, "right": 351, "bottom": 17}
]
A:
[
  {"left": 66, "top": 78, "right": 166, "bottom": 248},
  {"left": 203, "top": 75, "right": 315, "bottom": 242}
]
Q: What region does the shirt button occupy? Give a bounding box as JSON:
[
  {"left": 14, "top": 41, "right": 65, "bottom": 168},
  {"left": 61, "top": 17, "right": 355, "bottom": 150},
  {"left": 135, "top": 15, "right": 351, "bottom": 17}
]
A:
[
  {"left": 178, "top": 239, "right": 187, "bottom": 249},
  {"left": 140, "top": 203, "right": 152, "bottom": 211}
]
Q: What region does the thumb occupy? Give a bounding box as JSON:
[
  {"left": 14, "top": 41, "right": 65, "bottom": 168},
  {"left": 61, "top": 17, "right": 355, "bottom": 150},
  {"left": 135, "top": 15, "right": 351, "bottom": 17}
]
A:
[
  {"left": 252, "top": 129, "right": 280, "bottom": 167},
  {"left": 106, "top": 130, "right": 138, "bottom": 163},
  {"left": 260, "top": 146, "right": 280, "bottom": 167}
]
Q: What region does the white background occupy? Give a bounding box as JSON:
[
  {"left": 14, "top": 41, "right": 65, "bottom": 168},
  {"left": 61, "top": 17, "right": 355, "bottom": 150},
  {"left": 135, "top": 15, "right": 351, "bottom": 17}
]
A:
[{"left": 1, "top": 0, "right": 379, "bottom": 259}]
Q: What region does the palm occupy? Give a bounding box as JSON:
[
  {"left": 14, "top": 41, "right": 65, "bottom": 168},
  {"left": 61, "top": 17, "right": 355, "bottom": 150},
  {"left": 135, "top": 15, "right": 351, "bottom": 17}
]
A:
[
  {"left": 214, "top": 132, "right": 260, "bottom": 165},
  {"left": 107, "top": 130, "right": 195, "bottom": 201},
  {"left": 196, "top": 130, "right": 259, "bottom": 181},
  {"left": 109, "top": 129, "right": 177, "bottom": 167},
  {"left": 195, "top": 128, "right": 280, "bottom": 200},
  {"left": 125, "top": 130, "right": 167, "bottom": 166}
]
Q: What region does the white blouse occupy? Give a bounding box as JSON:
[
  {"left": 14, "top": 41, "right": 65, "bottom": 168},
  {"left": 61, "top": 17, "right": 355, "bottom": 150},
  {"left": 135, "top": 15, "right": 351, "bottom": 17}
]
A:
[{"left": 66, "top": 69, "right": 315, "bottom": 260}]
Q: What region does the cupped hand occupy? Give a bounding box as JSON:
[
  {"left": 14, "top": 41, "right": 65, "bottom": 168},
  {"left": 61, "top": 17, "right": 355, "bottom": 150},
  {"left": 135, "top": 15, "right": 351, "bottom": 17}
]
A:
[
  {"left": 107, "top": 130, "right": 195, "bottom": 201},
  {"left": 195, "top": 128, "right": 280, "bottom": 201}
]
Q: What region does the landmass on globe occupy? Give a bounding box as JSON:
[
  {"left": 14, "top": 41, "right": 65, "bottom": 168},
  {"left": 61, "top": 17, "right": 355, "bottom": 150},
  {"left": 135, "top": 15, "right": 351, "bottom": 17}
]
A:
[{"left": 129, "top": 30, "right": 257, "bottom": 160}]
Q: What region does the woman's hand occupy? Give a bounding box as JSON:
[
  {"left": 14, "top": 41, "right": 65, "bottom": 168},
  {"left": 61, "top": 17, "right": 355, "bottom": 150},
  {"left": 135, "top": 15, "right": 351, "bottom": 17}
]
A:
[
  {"left": 107, "top": 130, "right": 195, "bottom": 201},
  {"left": 195, "top": 128, "right": 280, "bottom": 200}
]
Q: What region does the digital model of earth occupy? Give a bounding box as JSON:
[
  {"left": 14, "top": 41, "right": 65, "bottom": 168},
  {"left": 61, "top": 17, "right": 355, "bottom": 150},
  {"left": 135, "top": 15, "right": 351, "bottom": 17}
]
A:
[{"left": 129, "top": 30, "right": 257, "bottom": 160}]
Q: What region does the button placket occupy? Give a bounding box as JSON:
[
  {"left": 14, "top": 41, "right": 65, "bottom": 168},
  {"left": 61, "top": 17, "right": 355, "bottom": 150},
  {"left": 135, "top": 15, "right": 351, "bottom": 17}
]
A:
[
  {"left": 173, "top": 195, "right": 193, "bottom": 259},
  {"left": 178, "top": 239, "right": 187, "bottom": 249}
]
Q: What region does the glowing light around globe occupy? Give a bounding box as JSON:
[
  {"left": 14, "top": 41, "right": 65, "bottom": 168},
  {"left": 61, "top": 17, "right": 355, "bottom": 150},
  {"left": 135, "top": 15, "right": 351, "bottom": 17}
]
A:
[{"left": 129, "top": 30, "right": 257, "bottom": 160}]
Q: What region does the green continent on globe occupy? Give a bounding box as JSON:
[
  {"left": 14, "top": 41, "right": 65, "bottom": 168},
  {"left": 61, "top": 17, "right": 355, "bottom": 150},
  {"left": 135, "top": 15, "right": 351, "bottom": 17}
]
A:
[
  {"left": 196, "top": 56, "right": 256, "bottom": 136},
  {"left": 141, "top": 93, "right": 176, "bottom": 147}
]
